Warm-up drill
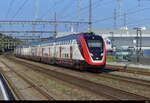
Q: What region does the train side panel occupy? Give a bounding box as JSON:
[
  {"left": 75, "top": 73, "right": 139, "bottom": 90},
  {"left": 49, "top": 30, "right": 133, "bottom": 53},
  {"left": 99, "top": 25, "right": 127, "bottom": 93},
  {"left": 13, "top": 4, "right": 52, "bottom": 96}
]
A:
[{"left": 14, "top": 33, "right": 106, "bottom": 70}]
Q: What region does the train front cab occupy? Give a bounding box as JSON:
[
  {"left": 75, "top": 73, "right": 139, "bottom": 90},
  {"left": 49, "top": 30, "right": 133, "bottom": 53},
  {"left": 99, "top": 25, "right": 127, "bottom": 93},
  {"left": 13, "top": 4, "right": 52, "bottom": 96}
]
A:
[{"left": 78, "top": 34, "right": 106, "bottom": 70}]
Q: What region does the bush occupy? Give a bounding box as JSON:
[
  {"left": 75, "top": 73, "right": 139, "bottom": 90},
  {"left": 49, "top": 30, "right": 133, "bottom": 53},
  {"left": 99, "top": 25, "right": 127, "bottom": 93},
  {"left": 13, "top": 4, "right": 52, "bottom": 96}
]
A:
[{"left": 107, "top": 56, "right": 116, "bottom": 62}]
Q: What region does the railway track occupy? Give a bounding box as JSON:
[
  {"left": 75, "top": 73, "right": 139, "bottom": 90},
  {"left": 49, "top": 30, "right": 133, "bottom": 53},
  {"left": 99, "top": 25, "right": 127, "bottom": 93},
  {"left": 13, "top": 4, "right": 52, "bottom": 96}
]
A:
[
  {"left": 106, "top": 66, "right": 150, "bottom": 76},
  {"left": 6, "top": 56, "right": 150, "bottom": 100},
  {"left": 97, "top": 73, "right": 150, "bottom": 88},
  {"left": 0, "top": 59, "right": 55, "bottom": 100}
]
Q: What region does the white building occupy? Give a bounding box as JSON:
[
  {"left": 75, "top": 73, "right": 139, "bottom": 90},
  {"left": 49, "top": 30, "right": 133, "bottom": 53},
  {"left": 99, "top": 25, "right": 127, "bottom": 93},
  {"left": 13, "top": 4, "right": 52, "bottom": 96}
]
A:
[{"left": 94, "top": 29, "right": 150, "bottom": 50}]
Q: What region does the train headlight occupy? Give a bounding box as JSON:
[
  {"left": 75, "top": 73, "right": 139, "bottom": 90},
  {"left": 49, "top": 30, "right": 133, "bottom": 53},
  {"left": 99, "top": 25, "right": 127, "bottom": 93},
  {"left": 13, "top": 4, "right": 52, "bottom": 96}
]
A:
[
  {"left": 101, "top": 53, "right": 104, "bottom": 56},
  {"left": 90, "top": 53, "right": 93, "bottom": 56}
]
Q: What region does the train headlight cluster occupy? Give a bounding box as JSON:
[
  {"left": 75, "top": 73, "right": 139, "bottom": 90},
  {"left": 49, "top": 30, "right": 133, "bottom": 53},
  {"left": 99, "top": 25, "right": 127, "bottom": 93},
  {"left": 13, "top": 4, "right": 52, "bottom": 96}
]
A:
[{"left": 90, "top": 53, "right": 93, "bottom": 56}]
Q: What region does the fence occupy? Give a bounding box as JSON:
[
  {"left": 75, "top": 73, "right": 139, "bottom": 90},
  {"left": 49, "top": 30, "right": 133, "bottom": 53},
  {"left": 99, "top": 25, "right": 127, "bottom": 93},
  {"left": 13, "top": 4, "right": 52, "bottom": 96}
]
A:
[{"left": 107, "top": 47, "right": 150, "bottom": 65}]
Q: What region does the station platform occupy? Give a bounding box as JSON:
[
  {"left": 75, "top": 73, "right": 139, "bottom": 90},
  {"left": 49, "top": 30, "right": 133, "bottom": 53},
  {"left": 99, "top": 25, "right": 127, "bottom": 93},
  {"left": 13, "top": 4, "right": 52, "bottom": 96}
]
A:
[
  {"left": 0, "top": 74, "right": 15, "bottom": 100},
  {"left": 0, "top": 79, "right": 8, "bottom": 100}
]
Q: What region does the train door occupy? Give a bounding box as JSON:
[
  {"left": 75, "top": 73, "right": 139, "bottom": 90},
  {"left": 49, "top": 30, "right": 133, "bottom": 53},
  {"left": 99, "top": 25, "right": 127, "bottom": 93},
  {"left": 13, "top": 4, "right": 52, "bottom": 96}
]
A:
[
  {"left": 42, "top": 48, "right": 44, "bottom": 57},
  {"left": 59, "top": 46, "right": 62, "bottom": 64},
  {"left": 70, "top": 46, "right": 73, "bottom": 65},
  {"left": 54, "top": 42, "right": 56, "bottom": 64},
  {"left": 70, "top": 46, "right": 72, "bottom": 59},
  {"left": 41, "top": 48, "right": 44, "bottom": 62},
  {"left": 48, "top": 48, "right": 50, "bottom": 64}
]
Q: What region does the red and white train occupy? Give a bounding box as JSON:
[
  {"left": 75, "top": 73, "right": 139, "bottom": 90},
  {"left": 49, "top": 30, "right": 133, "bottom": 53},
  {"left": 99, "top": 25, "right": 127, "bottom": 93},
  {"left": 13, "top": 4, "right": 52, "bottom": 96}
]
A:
[{"left": 14, "top": 32, "right": 106, "bottom": 71}]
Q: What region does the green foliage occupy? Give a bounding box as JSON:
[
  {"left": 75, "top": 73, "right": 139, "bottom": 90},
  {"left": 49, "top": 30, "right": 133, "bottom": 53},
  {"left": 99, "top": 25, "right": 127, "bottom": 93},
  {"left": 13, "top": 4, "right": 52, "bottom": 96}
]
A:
[
  {"left": 107, "top": 56, "right": 116, "bottom": 62},
  {"left": 0, "top": 33, "right": 22, "bottom": 52}
]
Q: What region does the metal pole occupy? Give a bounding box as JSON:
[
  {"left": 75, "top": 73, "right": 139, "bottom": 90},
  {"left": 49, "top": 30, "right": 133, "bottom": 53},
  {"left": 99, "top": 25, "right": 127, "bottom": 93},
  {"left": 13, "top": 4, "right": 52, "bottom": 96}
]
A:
[
  {"left": 110, "top": 32, "right": 114, "bottom": 50},
  {"left": 124, "top": 9, "right": 126, "bottom": 27},
  {"left": 54, "top": 12, "right": 57, "bottom": 38},
  {"left": 140, "top": 29, "right": 142, "bottom": 56},
  {"left": 35, "top": 0, "right": 39, "bottom": 20},
  {"left": 136, "top": 29, "right": 139, "bottom": 62},
  {"left": 114, "top": 8, "right": 117, "bottom": 29},
  {"left": 138, "top": 0, "right": 141, "bottom": 7},
  {"left": 89, "top": 0, "right": 92, "bottom": 32},
  {"left": 78, "top": 0, "right": 81, "bottom": 20}
]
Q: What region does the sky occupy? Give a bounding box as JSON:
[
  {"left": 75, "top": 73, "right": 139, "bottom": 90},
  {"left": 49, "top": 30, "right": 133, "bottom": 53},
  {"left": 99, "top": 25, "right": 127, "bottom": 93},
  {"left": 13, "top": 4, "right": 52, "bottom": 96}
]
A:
[{"left": 0, "top": 0, "right": 150, "bottom": 38}]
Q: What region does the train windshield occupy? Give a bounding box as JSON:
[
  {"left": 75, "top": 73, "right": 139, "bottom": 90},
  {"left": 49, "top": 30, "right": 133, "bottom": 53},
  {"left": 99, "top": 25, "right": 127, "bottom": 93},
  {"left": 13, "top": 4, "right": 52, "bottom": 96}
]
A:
[
  {"left": 84, "top": 35, "right": 104, "bottom": 60},
  {"left": 87, "top": 40, "right": 102, "bottom": 48},
  {"left": 85, "top": 35, "right": 103, "bottom": 49}
]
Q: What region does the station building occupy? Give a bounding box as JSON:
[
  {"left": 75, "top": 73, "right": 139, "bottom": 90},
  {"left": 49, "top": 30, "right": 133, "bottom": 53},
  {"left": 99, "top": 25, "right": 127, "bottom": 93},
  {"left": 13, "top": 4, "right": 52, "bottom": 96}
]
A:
[
  {"left": 58, "top": 27, "right": 150, "bottom": 57},
  {"left": 94, "top": 28, "right": 150, "bottom": 55}
]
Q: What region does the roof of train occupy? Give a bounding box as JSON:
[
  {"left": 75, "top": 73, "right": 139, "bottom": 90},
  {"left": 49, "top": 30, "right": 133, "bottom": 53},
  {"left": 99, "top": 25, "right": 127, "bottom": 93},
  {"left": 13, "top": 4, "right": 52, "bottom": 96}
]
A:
[{"left": 16, "top": 32, "right": 99, "bottom": 48}]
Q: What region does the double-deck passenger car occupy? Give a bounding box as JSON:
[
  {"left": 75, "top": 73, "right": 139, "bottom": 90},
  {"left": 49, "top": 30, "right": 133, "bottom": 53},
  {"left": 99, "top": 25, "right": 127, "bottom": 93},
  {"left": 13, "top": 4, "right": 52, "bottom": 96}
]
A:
[{"left": 14, "top": 32, "right": 106, "bottom": 71}]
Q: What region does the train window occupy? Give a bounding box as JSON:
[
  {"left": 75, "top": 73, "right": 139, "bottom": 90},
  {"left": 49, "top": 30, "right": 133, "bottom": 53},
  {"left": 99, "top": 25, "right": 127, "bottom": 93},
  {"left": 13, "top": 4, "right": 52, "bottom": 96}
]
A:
[{"left": 87, "top": 40, "right": 102, "bottom": 48}]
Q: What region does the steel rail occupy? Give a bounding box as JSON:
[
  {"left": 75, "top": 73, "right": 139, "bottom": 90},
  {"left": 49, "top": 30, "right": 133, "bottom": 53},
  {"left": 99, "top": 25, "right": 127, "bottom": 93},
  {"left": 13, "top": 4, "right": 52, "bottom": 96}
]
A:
[
  {"left": 7, "top": 56, "right": 150, "bottom": 100},
  {"left": 106, "top": 67, "right": 150, "bottom": 76},
  {"left": 0, "top": 59, "right": 55, "bottom": 100},
  {"left": 98, "top": 73, "right": 150, "bottom": 88}
]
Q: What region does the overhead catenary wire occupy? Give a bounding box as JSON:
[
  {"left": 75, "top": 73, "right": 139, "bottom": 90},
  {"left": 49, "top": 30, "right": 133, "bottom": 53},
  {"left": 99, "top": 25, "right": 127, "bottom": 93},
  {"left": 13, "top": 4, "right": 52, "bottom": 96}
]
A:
[
  {"left": 119, "top": 17, "right": 150, "bottom": 27},
  {"left": 93, "top": 5, "right": 150, "bottom": 23},
  {"left": 57, "top": 0, "right": 75, "bottom": 20},
  {"left": 5, "top": 0, "right": 15, "bottom": 19},
  {"left": 11, "top": 0, "right": 29, "bottom": 20},
  {"left": 40, "top": 0, "right": 63, "bottom": 20},
  {"left": 2, "top": 0, "right": 150, "bottom": 35},
  {"left": 105, "top": 17, "right": 150, "bottom": 29},
  {"left": 63, "top": 0, "right": 102, "bottom": 20},
  {"left": 64, "top": 0, "right": 113, "bottom": 21}
]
